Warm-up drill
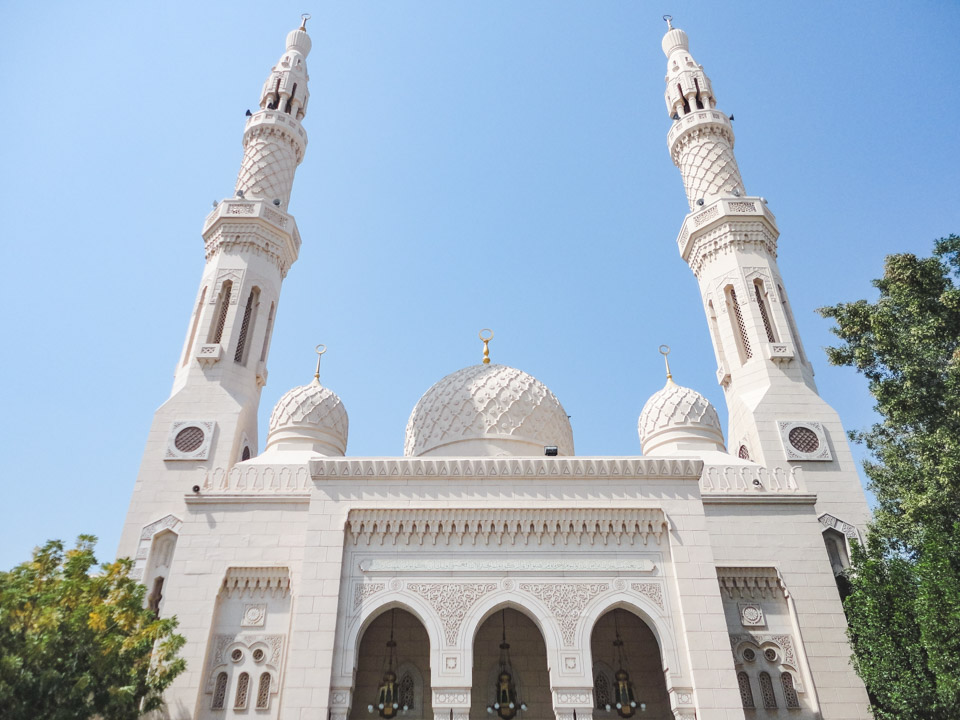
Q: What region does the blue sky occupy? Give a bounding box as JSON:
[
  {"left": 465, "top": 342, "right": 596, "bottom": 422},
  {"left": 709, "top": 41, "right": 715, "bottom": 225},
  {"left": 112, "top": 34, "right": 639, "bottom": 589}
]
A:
[{"left": 1, "top": 1, "right": 958, "bottom": 571}]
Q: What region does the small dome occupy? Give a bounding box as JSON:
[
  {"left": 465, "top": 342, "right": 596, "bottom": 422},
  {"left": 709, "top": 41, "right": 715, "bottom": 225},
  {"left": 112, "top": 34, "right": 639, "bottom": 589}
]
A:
[
  {"left": 638, "top": 379, "right": 725, "bottom": 456},
  {"left": 662, "top": 27, "right": 689, "bottom": 57},
  {"left": 404, "top": 364, "right": 574, "bottom": 457},
  {"left": 286, "top": 26, "right": 312, "bottom": 56},
  {"left": 266, "top": 378, "right": 347, "bottom": 456}
]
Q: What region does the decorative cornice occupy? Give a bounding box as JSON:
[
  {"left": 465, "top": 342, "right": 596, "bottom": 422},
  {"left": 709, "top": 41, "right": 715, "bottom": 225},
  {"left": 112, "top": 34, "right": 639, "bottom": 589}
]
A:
[
  {"left": 202, "top": 205, "right": 301, "bottom": 277},
  {"left": 701, "top": 493, "right": 817, "bottom": 505},
  {"left": 221, "top": 566, "right": 291, "bottom": 598},
  {"left": 675, "top": 197, "right": 780, "bottom": 277},
  {"left": 717, "top": 566, "right": 788, "bottom": 599},
  {"left": 312, "top": 456, "right": 703, "bottom": 480},
  {"left": 345, "top": 508, "right": 669, "bottom": 547}
]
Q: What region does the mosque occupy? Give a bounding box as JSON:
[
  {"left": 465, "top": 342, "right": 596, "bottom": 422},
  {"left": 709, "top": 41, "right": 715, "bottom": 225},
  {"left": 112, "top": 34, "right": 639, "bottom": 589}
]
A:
[{"left": 118, "top": 16, "right": 873, "bottom": 720}]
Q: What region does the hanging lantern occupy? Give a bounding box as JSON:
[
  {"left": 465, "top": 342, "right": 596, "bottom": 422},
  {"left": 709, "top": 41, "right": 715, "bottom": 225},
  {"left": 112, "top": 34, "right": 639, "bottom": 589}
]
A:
[
  {"left": 610, "top": 611, "right": 640, "bottom": 718},
  {"left": 368, "top": 610, "right": 406, "bottom": 719},
  {"left": 487, "top": 611, "right": 528, "bottom": 720}
]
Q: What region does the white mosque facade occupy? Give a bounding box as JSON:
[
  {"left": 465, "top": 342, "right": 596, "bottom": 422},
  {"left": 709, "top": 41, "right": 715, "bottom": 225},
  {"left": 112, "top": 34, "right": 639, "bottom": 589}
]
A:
[{"left": 118, "top": 18, "right": 873, "bottom": 720}]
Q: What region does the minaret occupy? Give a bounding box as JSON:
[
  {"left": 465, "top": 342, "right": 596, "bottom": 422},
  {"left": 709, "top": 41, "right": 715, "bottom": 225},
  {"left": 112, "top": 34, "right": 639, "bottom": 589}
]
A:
[
  {"left": 661, "top": 19, "right": 870, "bottom": 532},
  {"left": 117, "top": 20, "right": 313, "bottom": 559}
]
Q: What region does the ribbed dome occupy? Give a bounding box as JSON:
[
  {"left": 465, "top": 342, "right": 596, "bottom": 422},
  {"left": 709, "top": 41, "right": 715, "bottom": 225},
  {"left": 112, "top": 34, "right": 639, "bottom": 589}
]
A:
[
  {"left": 266, "top": 378, "right": 347, "bottom": 456},
  {"left": 286, "top": 26, "right": 312, "bottom": 56},
  {"left": 638, "top": 379, "right": 725, "bottom": 456},
  {"left": 404, "top": 364, "right": 574, "bottom": 458},
  {"left": 662, "top": 27, "right": 689, "bottom": 56}
]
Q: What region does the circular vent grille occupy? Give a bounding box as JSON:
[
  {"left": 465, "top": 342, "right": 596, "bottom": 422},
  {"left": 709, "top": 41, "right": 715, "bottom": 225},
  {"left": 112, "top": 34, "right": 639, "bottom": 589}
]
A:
[
  {"left": 788, "top": 426, "right": 820, "bottom": 453},
  {"left": 174, "top": 426, "right": 205, "bottom": 453}
]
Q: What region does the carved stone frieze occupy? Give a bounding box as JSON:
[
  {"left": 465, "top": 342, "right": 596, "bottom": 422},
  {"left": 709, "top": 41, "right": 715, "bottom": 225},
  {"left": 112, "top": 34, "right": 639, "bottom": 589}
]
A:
[
  {"left": 432, "top": 687, "right": 472, "bottom": 706},
  {"left": 729, "top": 633, "right": 798, "bottom": 669},
  {"left": 716, "top": 567, "right": 786, "bottom": 599},
  {"left": 347, "top": 508, "right": 669, "bottom": 547},
  {"left": 358, "top": 557, "right": 655, "bottom": 574},
  {"left": 354, "top": 582, "right": 386, "bottom": 610},
  {"left": 819, "top": 513, "right": 861, "bottom": 541},
  {"left": 407, "top": 583, "right": 498, "bottom": 646},
  {"left": 519, "top": 582, "right": 610, "bottom": 645},
  {"left": 630, "top": 582, "right": 664, "bottom": 609}
]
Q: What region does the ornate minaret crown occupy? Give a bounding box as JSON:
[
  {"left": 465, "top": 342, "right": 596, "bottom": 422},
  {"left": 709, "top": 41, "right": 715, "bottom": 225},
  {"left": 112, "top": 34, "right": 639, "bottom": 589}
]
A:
[
  {"left": 662, "top": 18, "right": 745, "bottom": 210},
  {"left": 661, "top": 20, "right": 870, "bottom": 532},
  {"left": 235, "top": 16, "right": 312, "bottom": 210}
]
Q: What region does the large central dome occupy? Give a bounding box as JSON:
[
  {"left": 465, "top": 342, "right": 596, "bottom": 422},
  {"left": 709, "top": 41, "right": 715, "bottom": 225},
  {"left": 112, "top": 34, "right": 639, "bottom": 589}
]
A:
[{"left": 404, "top": 363, "right": 574, "bottom": 457}]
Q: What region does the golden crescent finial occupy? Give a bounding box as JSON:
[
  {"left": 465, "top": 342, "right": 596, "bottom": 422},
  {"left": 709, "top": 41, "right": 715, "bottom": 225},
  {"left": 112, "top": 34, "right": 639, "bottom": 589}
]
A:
[
  {"left": 658, "top": 344, "right": 674, "bottom": 383},
  {"left": 479, "top": 329, "right": 494, "bottom": 365},
  {"left": 314, "top": 343, "right": 327, "bottom": 381}
]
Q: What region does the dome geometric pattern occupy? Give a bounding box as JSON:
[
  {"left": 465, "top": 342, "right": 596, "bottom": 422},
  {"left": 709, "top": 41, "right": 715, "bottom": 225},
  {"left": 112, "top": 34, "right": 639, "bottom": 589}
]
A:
[
  {"left": 638, "top": 380, "right": 723, "bottom": 450},
  {"left": 268, "top": 379, "right": 348, "bottom": 449},
  {"left": 404, "top": 363, "right": 574, "bottom": 457}
]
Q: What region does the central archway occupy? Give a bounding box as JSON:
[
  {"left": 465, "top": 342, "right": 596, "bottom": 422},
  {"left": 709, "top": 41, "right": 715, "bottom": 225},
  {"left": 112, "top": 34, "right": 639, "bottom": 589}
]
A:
[
  {"left": 471, "top": 607, "right": 551, "bottom": 720},
  {"left": 590, "top": 609, "right": 671, "bottom": 718}
]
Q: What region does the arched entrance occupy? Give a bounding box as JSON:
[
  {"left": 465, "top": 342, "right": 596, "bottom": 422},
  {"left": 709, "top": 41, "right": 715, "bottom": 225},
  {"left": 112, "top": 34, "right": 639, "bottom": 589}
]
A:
[
  {"left": 471, "top": 607, "right": 551, "bottom": 720},
  {"left": 351, "top": 608, "right": 433, "bottom": 720},
  {"left": 590, "top": 609, "right": 671, "bottom": 719}
]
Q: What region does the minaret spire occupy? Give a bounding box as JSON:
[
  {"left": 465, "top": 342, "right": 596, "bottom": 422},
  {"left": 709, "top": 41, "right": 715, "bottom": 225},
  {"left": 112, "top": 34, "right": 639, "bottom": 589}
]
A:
[{"left": 662, "top": 21, "right": 870, "bottom": 532}]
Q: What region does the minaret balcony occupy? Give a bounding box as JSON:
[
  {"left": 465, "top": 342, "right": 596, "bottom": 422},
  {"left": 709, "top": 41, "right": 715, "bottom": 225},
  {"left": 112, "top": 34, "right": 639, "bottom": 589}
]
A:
[
  {"left": 202, "top": 198, "right": 302, "bottom": 275},
  {"left": 667, "top": 109, "right": 734, "bottom": 158},
  {"left": 242, "top": 109, "right": 308, "bottom": 162},
  {"left": 676, "top": 195, "right": 780, "bottom": 270}
]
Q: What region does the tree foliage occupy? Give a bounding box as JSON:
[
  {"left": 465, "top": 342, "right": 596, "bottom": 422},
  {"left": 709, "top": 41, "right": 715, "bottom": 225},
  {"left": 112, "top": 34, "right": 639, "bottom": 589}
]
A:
[
  {"left": 819, "top": 235, "right": 960, "bottom": 719},
  {"left": 0, "top": 536, "right": 185, "bottom": 720}
]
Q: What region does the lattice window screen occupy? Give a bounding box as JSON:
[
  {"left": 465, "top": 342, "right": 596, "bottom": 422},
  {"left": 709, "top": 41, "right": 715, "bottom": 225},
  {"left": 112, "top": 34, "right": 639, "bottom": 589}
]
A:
[
  {"left": 594, "top": 673, "right": 611, "bottom": 710},
  {"left": 256, "top": 673, "right": 271, "bottom": 709},
  {"left": 234, "top": 672, "right": 250, "bottom": 709},
  {"left": 399, "top": 672, "right": 415, "bottom": 710},
  {"left": 754, "top": 282, "right": 777, "bottom": 342},
  {"left": 737, "top": 671, "right": 755, "bottom": 709},
  {"left": 729, "top": 288, "right": 753, "bottom": 359},
  {"left": 759, "top": 672, "right": 777, "bottom": 709},
  {"left": 212, "top": 672, "right": 228, "bottom": 710},
  {"left": 212, "top": 281, "right": 232, "bottom": 344},
  {"left": 781, "top": 672, "right": 800, "bottom": 709}
]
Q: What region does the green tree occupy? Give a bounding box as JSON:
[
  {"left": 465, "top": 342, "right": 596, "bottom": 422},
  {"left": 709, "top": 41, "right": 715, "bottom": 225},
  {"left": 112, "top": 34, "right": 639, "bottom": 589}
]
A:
[
  {"left": 819, "top": 235, "right": 960, "bottom": 719},
  {"left": 0, "top": 536, "right": 185, "bottom": 720}
]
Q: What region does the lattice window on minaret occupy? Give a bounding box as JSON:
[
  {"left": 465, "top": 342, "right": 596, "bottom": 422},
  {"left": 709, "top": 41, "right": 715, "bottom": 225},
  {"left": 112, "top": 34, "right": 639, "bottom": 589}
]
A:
[
  {"left": 234, "top": 287, "right": 260, "bottom": 364},
  {"left": 725, "top": 286, "right": 752, "bottom": 362},
  {"left": 737, "top": 671, "right": 755, "bottom": 709},
  {"left": 754, "top": 280, "right": 779, "bottom": 342},
  {"left": 234, "top": 672, "right": 250, "bottom": 709},
  {"left": 256, "top": 672, "right": 271, "bottom": 709},
  {"left": 211, "top": 671, "right": 228, "bottom": 710},
  {"left": 209, "top": 280, "right": 233, "bottom": 344},
  {"left": 758, "top": 671, "right": 777, "bottom": 708},
  {"left": 781, "top": 672, "right": 800, "bottom": 708},
  {"left": 738, "top": 445, "right": 750, "bottom": 460},
  {"left": 259, "top": 302, "right": 276, "bottom": 363},
  {"left": 182, "top": 287, "right": 206, "bottom": 367}
]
